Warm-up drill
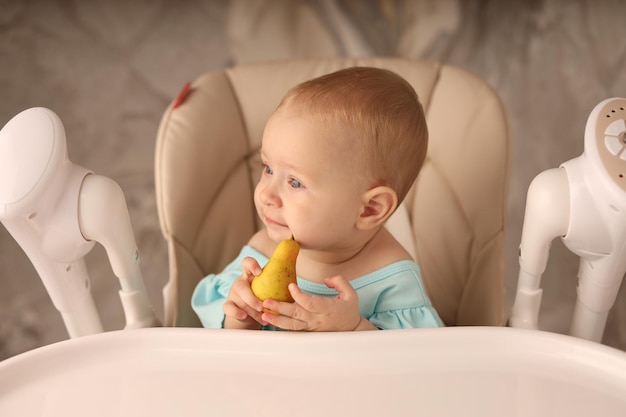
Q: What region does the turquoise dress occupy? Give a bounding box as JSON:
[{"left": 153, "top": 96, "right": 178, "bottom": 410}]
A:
[{"left": 192, "top": 245, "right": 444, "bottom": 330}]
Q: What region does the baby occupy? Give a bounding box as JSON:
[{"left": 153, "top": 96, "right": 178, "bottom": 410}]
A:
[{"left": 192, "top": 66, "right": 443, "bottom": 331}]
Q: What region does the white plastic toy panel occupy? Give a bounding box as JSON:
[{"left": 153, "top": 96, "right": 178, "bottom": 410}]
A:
[{"left": 596, "top": 98, "right": 626, "bottom": 190}]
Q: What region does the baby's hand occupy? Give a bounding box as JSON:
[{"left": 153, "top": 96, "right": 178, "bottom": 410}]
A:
[
  {"left": 222, "top": 257, "right": 267, "bottom": 329},
  {"left": 261, "top": 275, "right": 371, "bottom": 331}
]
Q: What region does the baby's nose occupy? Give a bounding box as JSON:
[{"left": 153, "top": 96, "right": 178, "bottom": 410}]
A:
[{"left": 258, "top": 182, "right": 281, "bottom": 207}]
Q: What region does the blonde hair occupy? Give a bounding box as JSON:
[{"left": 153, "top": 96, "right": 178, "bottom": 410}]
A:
[{"left": 274, "top": 66, "right": 428, "bottom": 202}]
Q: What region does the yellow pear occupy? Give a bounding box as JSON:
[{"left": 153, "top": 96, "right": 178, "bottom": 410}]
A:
[{"left": 251, "top": 235, "right": 300, "bottom": 313}]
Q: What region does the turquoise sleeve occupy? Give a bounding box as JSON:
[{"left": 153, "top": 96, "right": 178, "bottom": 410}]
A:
[
  {"left": 191, "top": 247, "right": 259, "bottom": 328},
  {"left": 191, "top": 273, "right": 234, "bottom": 328},
  {"left": 368, "top": 305, "right": 444, "bottom": 330}
]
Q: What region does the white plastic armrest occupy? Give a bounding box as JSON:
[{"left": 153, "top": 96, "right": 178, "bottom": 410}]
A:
[
  {"left": 509, "top": 168, "right": 570, "bottom": 329},
  {"left": 79, "top": 174, "right": 161, "bottom": 329}
]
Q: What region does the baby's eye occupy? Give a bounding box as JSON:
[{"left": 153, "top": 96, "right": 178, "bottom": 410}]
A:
[
  {"left": 288, "top": 178, "right": 302, "bottom": 189},
  {"left": 263, "top": 164, "right": 273, "bottom": 175}
]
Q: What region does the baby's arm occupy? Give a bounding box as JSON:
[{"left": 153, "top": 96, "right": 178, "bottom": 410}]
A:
[
  {"left": 261, "top": 276, "right": 378, "bottom": 331},
  {"left": 222, "top": 257, "right": 268, "bottom": 330}
]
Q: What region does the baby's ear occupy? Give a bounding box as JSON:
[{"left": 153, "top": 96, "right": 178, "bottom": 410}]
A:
[{"left": 356, "top": 186, "right": 398, "bottom": 230}]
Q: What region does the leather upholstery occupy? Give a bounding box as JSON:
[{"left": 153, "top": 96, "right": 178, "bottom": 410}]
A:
[{"left": 155, "top": 57, "right": 510, "bottom": 327}]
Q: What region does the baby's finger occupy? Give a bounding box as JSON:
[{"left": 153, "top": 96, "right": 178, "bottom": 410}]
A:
[
  {"left": 288, "top": 283, "right": 318, "bottom": 312},
  {"left": 242, "top": 290, "right": 264, "bottom": 313},
  {"left": 241, "top": 256, "right": 263, "bottom": 278},
  {"left": 247, "top": 308, "right": 269, "bottom": 326},
  {"left": 261, "top": 308, "right": 306, "bottom": 331},
  {"left": 263, "top": 298, "right": 312, "bottom": 323},
  {"left": 231, "top": 277, "right": 264, "bottom": 312},
  {"left": 222, "top": 300, "right": 248, "bottom": 321},
  {"left": 323, "top": 275, "right": 356, "bottom": 300},
  {"left": 224, "top": 299, "right": 269, "bottom": 325},
  {"left": 261, "top": 298, "right": 291, "bottom": 317}
]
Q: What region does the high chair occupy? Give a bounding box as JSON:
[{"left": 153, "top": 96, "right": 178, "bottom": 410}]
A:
[
  {"left": 4, "top": 58, "right": 626, "bottom": 417},
  {"left": 155, "top": 57, "right": 511, "bottom": 328}
]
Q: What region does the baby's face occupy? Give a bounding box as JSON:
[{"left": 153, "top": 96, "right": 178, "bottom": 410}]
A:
[{"left": 254, "top": 112, "right": 368, "bottom": 251}]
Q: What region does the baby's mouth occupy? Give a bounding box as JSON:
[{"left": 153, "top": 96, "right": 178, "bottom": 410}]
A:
[{"left": 264, "top": 216, "right": 287, "bottom": 228}]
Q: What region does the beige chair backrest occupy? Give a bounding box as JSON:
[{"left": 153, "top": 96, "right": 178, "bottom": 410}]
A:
[{"left": 155, "top": 57, "right": 510, "bottom": 328}]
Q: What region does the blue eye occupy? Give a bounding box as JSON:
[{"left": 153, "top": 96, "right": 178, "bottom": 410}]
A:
[
  {"left": 288, "top": 178, "right": 302, "bottom": 189},
  {"left": 263, "top": 165, "right": 273, "bottom": 175}
]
